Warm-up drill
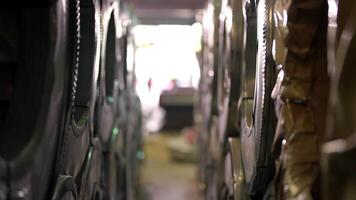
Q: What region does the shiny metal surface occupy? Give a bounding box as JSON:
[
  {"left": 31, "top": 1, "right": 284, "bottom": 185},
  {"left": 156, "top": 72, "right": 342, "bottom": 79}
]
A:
[
  {"left": 228, "top": 137, "right": 249, "bottom": 200},
  {"left": 240, "top": 0, "right": 275, "bottom": 194},
  {"left": 322, "top": 1, "right": 356, "bottom": 199},
  {"left": 0, "top": 1, "right": 143, "bottom": 199}
]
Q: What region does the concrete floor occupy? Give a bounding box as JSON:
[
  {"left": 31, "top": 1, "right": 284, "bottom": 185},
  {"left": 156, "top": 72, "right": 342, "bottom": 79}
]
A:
[{"left": 139, "top": 133, "right": 202, "bottom": 200}]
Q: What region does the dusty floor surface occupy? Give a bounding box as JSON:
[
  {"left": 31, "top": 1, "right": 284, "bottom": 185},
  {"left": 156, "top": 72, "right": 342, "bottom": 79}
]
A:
[{"left": 139, "top": 133, "right": 202, "bottom": 200}]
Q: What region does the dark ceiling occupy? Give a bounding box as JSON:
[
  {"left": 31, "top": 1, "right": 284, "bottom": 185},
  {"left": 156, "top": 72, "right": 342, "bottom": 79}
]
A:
[
  {"left": 131, "top": 0, "right": 206, "bottom": 10},
  {"left": 130, "top": 0, "right": 207, "bottom": 24}
]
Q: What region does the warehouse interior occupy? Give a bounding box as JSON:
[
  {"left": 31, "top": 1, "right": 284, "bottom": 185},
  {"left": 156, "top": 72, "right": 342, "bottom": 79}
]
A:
[
  {"left": 130, "top": 0, "right": 206, "bottom": 199},
  {"left": 0, "top": 0, "right": 355, "bottom": 200}
]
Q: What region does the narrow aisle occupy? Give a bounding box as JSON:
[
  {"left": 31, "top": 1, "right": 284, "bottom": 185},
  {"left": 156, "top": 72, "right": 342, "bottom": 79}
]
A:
[{"left": 139, "top": 133, "right": 202, "bottom": 200}]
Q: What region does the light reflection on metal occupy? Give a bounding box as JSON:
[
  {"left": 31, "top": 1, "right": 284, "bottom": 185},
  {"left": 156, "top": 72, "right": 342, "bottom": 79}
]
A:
[
  {"left": 203, "top": 3, "right": 215, "bottom": 31},
  {"left": 113, "top": 127, "right": 119, "bottom": 135},
  {"left": 224, "top": 5, "right": 233, "bottom": 33},
  {"left": 282, "top": 10, "right": 287, "bottom": 27},
  {"left": 208, "top": 69, "right": 214, "bottom": 77},
  {"left": 323, "top": 135, "right": 356, "bottom": 154},
  {"left": 335, "top": 5, "right": 356, "bottom": 78}
]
